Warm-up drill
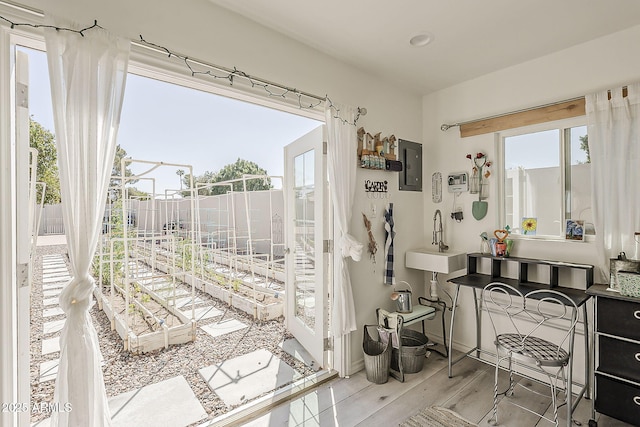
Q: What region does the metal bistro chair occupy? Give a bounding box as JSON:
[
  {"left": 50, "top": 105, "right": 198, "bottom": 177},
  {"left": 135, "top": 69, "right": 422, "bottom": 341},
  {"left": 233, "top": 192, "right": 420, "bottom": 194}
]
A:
[{"left": 482, "top": 283, "right": 579, "bottom": 427}]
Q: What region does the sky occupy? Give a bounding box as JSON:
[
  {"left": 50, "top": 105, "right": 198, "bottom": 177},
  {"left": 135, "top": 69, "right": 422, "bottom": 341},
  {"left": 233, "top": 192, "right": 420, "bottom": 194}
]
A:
[
  {"left": 504, "top": 127, "right": 588, "bottom": 170},
  {"left": 21, "top": 46, "right": 322, "bottom": 195}
]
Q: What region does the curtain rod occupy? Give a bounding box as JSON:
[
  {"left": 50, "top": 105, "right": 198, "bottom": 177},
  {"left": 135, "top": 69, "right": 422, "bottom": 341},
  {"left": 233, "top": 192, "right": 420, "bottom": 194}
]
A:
[
  {"left": 440, "top": 95, "right": 585, "bottom": 131},
  {"left": 134, "top": 39, "right": 328, "bottom": 104},
  {"left": 131, "top": 40, "right": 366, "bottom": 118},
  {"left": 0, "top": 0, "right": 367, "bottom": 117},
  {"left": 441, "top": 85, "right": 629, "bottom": 132}
]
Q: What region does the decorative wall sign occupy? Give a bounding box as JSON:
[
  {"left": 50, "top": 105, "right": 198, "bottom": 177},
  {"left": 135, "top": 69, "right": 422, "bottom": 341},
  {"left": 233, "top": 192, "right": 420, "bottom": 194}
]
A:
[
  {"left": 364, "top": 180, "right": 388, "bottom": 193},
  {"left": 432, "top": 172, "right": 442, "bottom": 203}
]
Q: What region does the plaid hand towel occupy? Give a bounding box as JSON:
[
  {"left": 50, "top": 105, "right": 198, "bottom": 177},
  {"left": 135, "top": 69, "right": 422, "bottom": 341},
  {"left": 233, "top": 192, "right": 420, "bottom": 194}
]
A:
[{"left": 384, "top": 203, "right": 396, "bottom": 285}]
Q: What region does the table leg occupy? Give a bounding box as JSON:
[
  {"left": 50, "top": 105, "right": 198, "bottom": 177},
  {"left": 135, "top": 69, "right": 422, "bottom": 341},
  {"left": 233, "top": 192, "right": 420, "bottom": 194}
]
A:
[
  {"left": 437, "top": 299, "right": 449, "bottom": 358},
  {"left": 473, "top": 288, "right": 481, "bottom": 358},
  {"left": 583, "top": 304, "right": 590, "bottom": 400},
  {"left": 590, "top": 297, "right": 597, "bottom": 423},
  {"left": 448, "top": 284, "right": 461, "bottom": 378},
  {"left": 568, "top": 302, "right": 590, "bottom": 426},
  {"left": 567, "top": 309, "right": 576, "bottom": 427}
]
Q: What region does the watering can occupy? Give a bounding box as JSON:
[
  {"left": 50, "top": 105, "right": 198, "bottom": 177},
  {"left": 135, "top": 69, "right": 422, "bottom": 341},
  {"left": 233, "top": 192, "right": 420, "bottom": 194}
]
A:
[{"left": 390, "top": 281, "right": 412, "bottom": 313}]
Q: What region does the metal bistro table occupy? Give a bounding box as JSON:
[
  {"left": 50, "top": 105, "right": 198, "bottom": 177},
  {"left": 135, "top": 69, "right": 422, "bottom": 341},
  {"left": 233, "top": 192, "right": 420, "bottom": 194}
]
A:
[{"left": 446, "top": 253, "right": 594, "bottom": 418}]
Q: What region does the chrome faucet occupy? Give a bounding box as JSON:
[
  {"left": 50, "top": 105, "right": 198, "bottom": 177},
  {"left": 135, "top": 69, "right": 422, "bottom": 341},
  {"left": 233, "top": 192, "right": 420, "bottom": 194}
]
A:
[{"left": 432, "top": 209, "right": 449, "bottom": 252}]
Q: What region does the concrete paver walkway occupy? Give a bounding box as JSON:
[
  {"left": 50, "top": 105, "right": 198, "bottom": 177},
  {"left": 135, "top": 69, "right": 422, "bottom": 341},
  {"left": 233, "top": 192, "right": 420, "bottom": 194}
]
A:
[
  {"left": 37, "top": 254, "right": 67, "bottom": 384},
  {"left": 32, "top": 376, "right": 208, "bottom": 427},
  {"left": 199, "top": 348, "right": 301, "bottom": 407},
  {"left": 32, "top": 234, "right": 311, "bottom": 426}
]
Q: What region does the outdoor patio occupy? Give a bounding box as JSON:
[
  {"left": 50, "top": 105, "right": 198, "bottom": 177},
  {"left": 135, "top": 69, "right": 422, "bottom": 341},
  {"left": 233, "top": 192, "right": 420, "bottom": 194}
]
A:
[{"left": 30, "top": 236, "right": 318, "bottom": 427}]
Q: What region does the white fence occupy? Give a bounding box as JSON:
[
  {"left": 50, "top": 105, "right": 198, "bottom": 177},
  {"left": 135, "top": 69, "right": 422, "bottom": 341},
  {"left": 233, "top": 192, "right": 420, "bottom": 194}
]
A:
[
  {"left": 38, "top": 191, "right": 285, "bottom": 252},
  {"left": 37, "top": 204, "right": 65, "bottom": 235}
]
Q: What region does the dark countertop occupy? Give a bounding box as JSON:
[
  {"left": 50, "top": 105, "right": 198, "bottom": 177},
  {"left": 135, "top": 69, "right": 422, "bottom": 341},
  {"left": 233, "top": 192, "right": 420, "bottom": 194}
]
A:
[
  {"left": 586, "top": 283, "right": 640, "bottom": 303},
  {"left": 448, "top": 273, "right": 592, "bottom": 307}
]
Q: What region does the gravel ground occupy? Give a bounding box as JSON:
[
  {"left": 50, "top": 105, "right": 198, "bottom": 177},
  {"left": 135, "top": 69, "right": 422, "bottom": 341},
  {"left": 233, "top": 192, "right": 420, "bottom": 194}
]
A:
[{"left": 30, "top": 244, "right": 315, "bottom": 425}]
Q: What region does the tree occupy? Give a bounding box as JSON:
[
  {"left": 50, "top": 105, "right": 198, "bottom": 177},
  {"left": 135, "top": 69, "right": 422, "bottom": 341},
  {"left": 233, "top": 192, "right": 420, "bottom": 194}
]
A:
[
  {"left": 126, "top": 187, "right": 151, "bottom": 200},
  {"left": 579, "top": 134, "right": 590, "bottom": 163},
  {"left": 29, "top": 122, "right": 144, "bottom": 203},
  {"left": 181, "top": 171, "right": 215, "bottom": 196},
  {"left": 109, "top": 144, "right": 143, "bottom": 202},
  {"left": 110, "top": 144, "right": 139, "bottom": 200},
  {"left": 29, "top": 118, "right": 60, "bottom": 204},
  {"left": 187, "top": 158, "right": 272, "bottom": 196}
]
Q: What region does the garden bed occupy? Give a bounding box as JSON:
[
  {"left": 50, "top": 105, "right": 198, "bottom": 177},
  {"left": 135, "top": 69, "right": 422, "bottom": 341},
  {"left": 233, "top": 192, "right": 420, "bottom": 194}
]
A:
[
  {"left": 128, "top": 241, "right": 284, "bottom": 321},
  {"left": 150, "top": 258, "right": 284, "bottom": 321},
  {"left": 94, "top": 273, "right": 196, "bottom": 354}
]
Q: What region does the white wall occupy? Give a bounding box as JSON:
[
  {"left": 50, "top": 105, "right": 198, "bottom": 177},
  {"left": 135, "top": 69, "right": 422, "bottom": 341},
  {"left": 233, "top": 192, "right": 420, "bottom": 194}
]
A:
[
  {"left": 16, "top": 0, "right": 424, "bottom": 373},
  {"left": 421, "top": 25, "right": 640, "bottom": 381}
]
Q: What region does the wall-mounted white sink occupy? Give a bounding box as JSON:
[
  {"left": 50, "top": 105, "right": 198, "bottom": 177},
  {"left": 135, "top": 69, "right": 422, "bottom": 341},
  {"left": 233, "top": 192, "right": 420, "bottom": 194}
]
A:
[{"left": 405, "top": 248, "right": 467, "bottom": 274}]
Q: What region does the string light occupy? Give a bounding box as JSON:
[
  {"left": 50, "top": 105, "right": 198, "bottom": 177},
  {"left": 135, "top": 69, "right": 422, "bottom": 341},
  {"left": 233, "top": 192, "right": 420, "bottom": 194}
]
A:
[
  {"left": 137, "top": 35, "right": 365, "bottom": 125},
  {"left": 0, "top": 13, "right": 365, "bottom": 125},
  {"left": 0, "top": 15, "right": 102, "bottom": 36}
]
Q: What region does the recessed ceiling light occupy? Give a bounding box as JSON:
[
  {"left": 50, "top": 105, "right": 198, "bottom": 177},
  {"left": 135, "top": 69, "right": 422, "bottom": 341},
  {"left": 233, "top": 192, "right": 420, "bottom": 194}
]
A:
[{"left": 409, "top": 32, "right": 433, "bottom": 47}]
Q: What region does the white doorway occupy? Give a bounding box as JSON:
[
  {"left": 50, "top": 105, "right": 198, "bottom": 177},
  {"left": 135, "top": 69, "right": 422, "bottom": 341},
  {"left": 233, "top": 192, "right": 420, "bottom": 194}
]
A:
[
  {"left": 284, "top": 125, "right": 330, "bottom": 369},
  {"left": 1, "top": 35, "right": 34, "bottom": 427},
  {"left": 12, "top": 37, "right": 336, "bottom": 425}
]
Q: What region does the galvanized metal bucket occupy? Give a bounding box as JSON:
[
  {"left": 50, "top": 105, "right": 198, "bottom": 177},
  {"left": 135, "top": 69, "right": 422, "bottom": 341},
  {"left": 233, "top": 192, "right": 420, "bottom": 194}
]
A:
[
  {"left": 391, "top": 329, "right": 429, "bottom": 374},
  {"left": 363, "top": 325, "right": 391, "bottom": 384},
  {"left": 392, "top": 282, "right": 413, "bottom": 313}
]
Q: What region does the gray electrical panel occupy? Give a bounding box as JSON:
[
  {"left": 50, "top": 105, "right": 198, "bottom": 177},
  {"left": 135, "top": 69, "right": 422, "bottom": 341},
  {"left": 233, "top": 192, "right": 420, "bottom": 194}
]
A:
[{"left": 398, "top": 139, "right": 422, "bottom": 191}]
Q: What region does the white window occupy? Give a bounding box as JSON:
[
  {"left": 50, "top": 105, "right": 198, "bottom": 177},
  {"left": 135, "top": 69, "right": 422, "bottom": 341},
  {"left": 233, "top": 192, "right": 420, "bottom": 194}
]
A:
[{"left": 499, "top": 117, "right": 593, "bottom": 239}]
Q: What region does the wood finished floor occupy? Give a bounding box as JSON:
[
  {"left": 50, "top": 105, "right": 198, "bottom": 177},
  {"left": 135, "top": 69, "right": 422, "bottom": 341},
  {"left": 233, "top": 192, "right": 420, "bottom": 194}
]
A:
[{"left": 242, "top": 350, "right": 634, "bottom": 427}]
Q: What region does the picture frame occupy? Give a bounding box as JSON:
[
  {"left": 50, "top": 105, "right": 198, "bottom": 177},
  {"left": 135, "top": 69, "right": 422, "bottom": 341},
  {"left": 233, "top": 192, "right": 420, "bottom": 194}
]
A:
[
  {"left": 521, "top": 217, "right": 537, "bottom": 235},
  {"left": 565, "top": 219, "right": 584, "bottom": 241}
]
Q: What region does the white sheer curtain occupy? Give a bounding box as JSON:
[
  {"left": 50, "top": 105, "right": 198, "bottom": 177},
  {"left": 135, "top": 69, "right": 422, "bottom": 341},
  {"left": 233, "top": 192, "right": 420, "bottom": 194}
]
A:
[
  {"left": 586, "top": 82, "right": 640, "bottom": 283},
  {"left": 44, "top": 16, "right": 130, "bottom": 427},
  {"left": 325, "top": 103, "right": 363, "bottom": 338}
]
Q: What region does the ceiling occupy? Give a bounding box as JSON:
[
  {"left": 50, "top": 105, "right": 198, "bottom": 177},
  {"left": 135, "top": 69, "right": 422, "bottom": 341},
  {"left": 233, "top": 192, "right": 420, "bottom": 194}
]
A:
[{"left": 208, "top": 0, "right": 640, "bottom": 95}]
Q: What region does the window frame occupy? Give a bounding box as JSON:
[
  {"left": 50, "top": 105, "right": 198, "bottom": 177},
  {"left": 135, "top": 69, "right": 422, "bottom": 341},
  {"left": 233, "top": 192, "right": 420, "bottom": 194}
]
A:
[{"left": 496, "top": 115, "right": 591, "bottom": 241}]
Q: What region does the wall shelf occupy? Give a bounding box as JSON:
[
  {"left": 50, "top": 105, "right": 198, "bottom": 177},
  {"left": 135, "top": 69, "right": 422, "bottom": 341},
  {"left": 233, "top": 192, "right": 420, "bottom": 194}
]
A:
[
  {"left": 466, "top": 252, "right": 594, "bottom": 289},
  {"left": 357, "top": 127, "right": 402, "bottom": 171}
]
